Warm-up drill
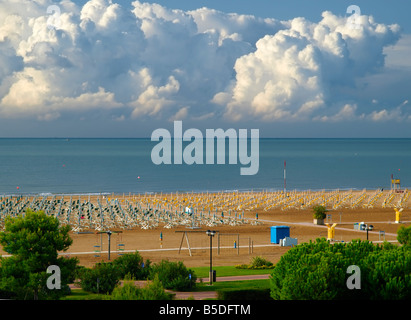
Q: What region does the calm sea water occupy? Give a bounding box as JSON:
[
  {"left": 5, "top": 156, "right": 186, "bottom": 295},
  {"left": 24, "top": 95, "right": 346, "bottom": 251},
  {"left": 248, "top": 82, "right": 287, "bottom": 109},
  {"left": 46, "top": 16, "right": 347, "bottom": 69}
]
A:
[{"left": 0, "top": 138, "right": 409, "bottom": 195}]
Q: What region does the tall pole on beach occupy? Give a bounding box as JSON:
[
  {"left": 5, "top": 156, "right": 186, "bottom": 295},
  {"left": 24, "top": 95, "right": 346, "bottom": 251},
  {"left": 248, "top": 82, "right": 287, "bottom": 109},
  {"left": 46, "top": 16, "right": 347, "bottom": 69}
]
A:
[{"left": 284, "top": 160, "right": 286, "bottom": 194}]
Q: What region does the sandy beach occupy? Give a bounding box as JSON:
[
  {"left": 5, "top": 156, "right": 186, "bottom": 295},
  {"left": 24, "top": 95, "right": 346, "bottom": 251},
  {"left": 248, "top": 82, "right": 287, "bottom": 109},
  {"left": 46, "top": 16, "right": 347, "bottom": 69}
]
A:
[{"left": 0, "top": 189, "right": 409, "bottom": 268}]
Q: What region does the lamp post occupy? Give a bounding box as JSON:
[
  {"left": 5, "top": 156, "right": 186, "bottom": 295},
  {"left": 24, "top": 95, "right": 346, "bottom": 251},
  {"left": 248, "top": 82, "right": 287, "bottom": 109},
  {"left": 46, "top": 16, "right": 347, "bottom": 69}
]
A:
[
  {"left": 360, "top": 224, "right": 374, "bottom": 240},
  {"left": 206, "top": 230, "right": 216, "bottom": 285},
  {"left": 107, "top": 230, "right": 112, "bottom": 260},
  {"left": 96, "top": 230, "right": 122, "bottom": 260}
]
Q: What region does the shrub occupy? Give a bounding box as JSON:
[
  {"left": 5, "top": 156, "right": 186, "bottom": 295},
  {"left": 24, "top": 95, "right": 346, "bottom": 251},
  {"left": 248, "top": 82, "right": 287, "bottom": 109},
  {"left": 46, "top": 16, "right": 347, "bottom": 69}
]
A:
[
  {"left": 109, "top": 280, "right": 141, "bottom": 300},
  {"left": 108, "top": 274, "right": 173, "bottom": 300},
  {"left": 112, "top": 252, "right": 151, "bottom": 280},
  {"left": 73, "top": 265, "right": 88, "bottom": 280},
  {"left": 235, "top": 256, "right": 274, "bottom": 270},
  {"left": 250, "top": 256, "right": 273, "bottom": 268},
  {"left": 139, "top": 274, "right": 174, "bottom": 300},
  {"left": 80, "top": 262, "right": 120, "bottom": 294},
  {"left": 149, "top": 260, "right": 196, "bottom": 291}
]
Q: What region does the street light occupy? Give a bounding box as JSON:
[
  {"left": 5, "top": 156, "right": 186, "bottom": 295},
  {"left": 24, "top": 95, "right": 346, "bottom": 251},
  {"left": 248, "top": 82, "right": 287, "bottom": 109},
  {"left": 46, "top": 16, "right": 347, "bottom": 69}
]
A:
[
  {"left": 360, "top": 224, "right": 374, "bottom": 240},
  {"left": 96, "top": 230, "right": 122, "bottom": 260},
  {"left": 206, "top": 230, "right": 216, "bottom": 285}
]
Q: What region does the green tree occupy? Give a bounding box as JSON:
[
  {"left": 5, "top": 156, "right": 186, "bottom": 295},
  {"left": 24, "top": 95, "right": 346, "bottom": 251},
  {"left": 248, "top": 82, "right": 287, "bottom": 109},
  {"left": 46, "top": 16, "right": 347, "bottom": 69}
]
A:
[
  {"left": 362, "top": 246, "right": 411, "bottom": 300},
  {"left": 312, "top": 205, "right": 328, "bottom": 220},
  {"left": 270, "top": 238, "right": 410, "bottom": 300},
  {"left": 397, "top": 224, "right": 411, "bottom": 247},
  {"left": 0, "top": 209, "right": 78, "bottom": 300}
]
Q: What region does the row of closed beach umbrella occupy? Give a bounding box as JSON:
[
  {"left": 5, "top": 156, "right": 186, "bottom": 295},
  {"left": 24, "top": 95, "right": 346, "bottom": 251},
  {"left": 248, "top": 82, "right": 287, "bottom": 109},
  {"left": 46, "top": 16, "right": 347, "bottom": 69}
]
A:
[{"left": 0, "top": 189, "right": 409, "bottom": 232}]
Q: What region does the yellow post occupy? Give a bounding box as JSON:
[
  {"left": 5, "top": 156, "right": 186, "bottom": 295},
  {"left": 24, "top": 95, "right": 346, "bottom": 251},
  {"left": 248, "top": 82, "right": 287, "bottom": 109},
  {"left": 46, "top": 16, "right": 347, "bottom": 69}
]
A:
[
  {"left": 326, "top": 223, "right": 338, "bottom": 241},
  {"left": 394, "top": 208, "right": 403, "bottom": 224}
]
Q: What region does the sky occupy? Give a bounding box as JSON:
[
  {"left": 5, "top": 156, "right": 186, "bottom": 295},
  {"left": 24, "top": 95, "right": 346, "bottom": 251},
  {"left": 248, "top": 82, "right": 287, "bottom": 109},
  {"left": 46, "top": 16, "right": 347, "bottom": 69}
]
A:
[{"left": 0, "top": 0, "right": 410, "bottom": 138}]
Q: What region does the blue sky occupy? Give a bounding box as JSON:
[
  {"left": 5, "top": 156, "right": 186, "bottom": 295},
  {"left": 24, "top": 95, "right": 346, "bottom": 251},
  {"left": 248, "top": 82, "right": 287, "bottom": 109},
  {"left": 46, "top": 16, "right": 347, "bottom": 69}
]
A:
[
  {"left": 75, "top": 0, "right": 410, "bottom": 32},
  {"left": 0, "top": 0, "right": 410, "bottom": 137}
]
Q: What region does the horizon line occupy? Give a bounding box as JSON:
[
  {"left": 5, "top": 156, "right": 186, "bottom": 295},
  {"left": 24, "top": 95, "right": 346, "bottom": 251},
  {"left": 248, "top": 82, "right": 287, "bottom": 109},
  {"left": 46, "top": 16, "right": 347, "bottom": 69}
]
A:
[{"left": 1, "top": 137, "right": 411, "bottom": 139}]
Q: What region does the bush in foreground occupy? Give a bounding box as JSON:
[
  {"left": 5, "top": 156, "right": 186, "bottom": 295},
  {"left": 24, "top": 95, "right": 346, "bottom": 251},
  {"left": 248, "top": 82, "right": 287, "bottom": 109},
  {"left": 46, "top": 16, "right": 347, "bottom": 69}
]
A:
[
  {"left": 149, "top": 260, "right": 197, "bottom": 291},
  {"left": 108, "top": 274, "right": 173, "bottom": 300},
  {"left": 80, "top": 262, "right": 120, "bottom": 295},
  {"left": 270, "top": 238, "right": 410, "bottom": 300}
]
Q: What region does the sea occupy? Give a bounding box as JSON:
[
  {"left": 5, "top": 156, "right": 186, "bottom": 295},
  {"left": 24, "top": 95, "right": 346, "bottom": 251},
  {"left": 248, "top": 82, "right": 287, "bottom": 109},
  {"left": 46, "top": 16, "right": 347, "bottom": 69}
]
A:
[{"left": 0, "top": 138, "right": 410, "bottom": 195}]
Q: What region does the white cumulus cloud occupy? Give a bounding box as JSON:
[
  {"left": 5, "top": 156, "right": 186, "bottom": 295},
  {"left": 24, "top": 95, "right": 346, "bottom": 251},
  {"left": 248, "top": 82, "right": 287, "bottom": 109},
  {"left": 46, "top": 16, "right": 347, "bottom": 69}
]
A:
[
  {"left": 215, "top": 11, "right": 401, "bottom": 122},
  {"left": 0, "top": 0, "right": 407, "bottom": 125}
]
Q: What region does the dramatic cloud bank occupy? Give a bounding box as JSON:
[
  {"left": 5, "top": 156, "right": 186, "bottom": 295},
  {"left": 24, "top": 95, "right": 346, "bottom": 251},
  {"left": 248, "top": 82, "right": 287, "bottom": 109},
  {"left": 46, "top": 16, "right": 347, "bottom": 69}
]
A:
[{"left": 0, "top": 0, "right": 407, "bottom": 124}]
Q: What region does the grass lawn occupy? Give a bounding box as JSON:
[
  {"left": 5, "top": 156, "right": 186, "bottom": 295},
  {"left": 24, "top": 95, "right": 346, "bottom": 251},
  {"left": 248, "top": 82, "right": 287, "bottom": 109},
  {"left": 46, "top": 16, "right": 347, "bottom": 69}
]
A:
[
  {"left": 61, "top": 289, "right": 106, "bottom": 300},
  {"left": 190, "top": 265, "right": 273, "bottom": 278}
]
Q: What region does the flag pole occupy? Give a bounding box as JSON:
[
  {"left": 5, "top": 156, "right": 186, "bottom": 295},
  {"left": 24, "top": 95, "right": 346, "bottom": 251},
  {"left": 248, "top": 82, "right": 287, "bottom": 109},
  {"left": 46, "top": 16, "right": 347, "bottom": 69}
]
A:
[{"left": 284, "top": 160, "right": 286, "bottom": 194}]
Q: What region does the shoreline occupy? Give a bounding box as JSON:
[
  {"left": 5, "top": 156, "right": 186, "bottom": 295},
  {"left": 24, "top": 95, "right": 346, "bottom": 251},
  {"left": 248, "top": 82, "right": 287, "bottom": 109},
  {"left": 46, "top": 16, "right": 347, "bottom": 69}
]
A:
[{"left": 0, "top": 186, "right": 407, "bottom": 198}]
